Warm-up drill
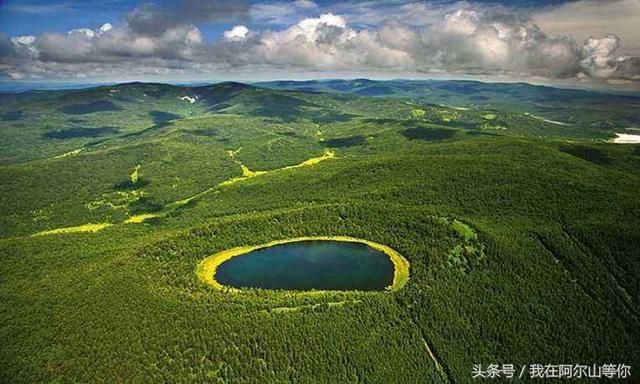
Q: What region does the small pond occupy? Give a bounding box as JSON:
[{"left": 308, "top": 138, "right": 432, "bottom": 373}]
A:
[{"left": 215, "top": 240, "right": 395, "bottom": 291}]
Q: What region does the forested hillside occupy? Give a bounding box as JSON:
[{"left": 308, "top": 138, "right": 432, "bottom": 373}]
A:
[{"left": 1, "top": 81, "right": 639, "bottom": 383}]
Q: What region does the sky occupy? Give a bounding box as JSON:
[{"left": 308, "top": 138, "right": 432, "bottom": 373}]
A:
[{"left": 1, "top": 0, "right": 639, "bottom": 88}]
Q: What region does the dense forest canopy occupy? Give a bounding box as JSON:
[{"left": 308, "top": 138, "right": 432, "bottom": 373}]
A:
[{"left": 1, "top": 80, "right": 639, "bottom": 383}]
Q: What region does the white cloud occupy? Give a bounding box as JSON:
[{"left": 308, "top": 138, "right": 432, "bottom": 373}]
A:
[
  {"left": 25, "top": 22, "right": 204, "bottom": 63},
  {"left": 442, "top": 9, "right": 480, "bottom": 35},
  {"left": 532, "top": 0, "right": 640, "bottom": 56},
  {"left": 580, "top": 35, "right": 624, "bottom": 78},
  {"left": 1, "top": 1, "right": 639, "bottom": 87},
  {"left": 224, "top": 26, "right": 249, "bottom": 41},
  {"left": 99, "top": 23, "right": 113, "bottom": 34},
  {"left": 240, "top": 13, "right": 413, "bottom": 69},
  {"left": 11, "top": 36, "right": 36, "bottom": 46},
  {"left": 68, "top": 28, "right": 96, "bottom": 38}
]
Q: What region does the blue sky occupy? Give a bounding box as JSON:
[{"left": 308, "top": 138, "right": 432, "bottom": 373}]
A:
[
  {"left": 1, "top": 1, "right": 128, "bottom": 35},
  {"left": 0, "top": 0, "right": 574, "bottom": 38},
  {"left": 0, "top": 0, "right": 569, "bottom": 41},
  {"left": 0, "top": 0, "right": 638, "bottom": 87}
]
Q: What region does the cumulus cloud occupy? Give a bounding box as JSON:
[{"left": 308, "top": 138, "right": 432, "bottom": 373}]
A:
[
  {"left": 11, "top": 35, "right": 36, "bottom": 46},
  {"left": 223, "top": 26, "right": 250, "bottom": 41},
  {"left": 581, "top": 35, "right": 622, "bottom": 78},
  {"left": 532, "top": 0, "right": 640, "bottom": 56},
  {"left": 580, "top": 35, "right": 639, "bottom": 80},
  {"left": 213, "top": 9, "right": 625, "bottom": 80},
  {"left": 0, "top": 0, "right": 222, "bottom": 78},
  {"left": 31, "top": 23, "right": 203, "bottom": 63},
  {"left": 222, "top": 14, "right": 414, "bottom": 69},
  {"left": 1, "top": 0, "right": 224, "bottom": 66},
  {"left": 1, "top": 0, "right": 639, "bottom": 86},
  {"left": 99, "top": 23, "right": 113, "bottom": 34},
  {"left": 413, "top": 9, "right": 583, "bottom": 78}
]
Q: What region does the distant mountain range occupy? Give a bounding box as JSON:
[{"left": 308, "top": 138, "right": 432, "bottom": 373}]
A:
[
  {"left": 258, "top": 78, "right": 640, "bottom": 104},
  {"left": 1, "top": 79, "right": 639, "bottom": 164}
]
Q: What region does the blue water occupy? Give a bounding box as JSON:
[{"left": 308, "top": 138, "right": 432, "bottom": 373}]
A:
[{"left": 215, "top": 240, "right": 394, "bottom": 291}]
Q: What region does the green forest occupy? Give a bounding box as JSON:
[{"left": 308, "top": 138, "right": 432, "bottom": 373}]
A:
[{"left": 1, "top": 80, "right": 639, "bottom": 383}]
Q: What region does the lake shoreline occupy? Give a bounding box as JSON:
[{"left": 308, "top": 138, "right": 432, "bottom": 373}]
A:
[{"left": 196, "top": 236, "right": 410, "bottom": 293}]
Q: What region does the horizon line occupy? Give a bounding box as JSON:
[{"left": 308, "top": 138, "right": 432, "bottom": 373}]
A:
[{"left": 1, "top": 77, "right": 638, "bottom": 95}]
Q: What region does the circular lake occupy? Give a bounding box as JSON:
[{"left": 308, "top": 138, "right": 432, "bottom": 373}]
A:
[{"left": 215, "top": 240, "right": 395, "bottom": 291}]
